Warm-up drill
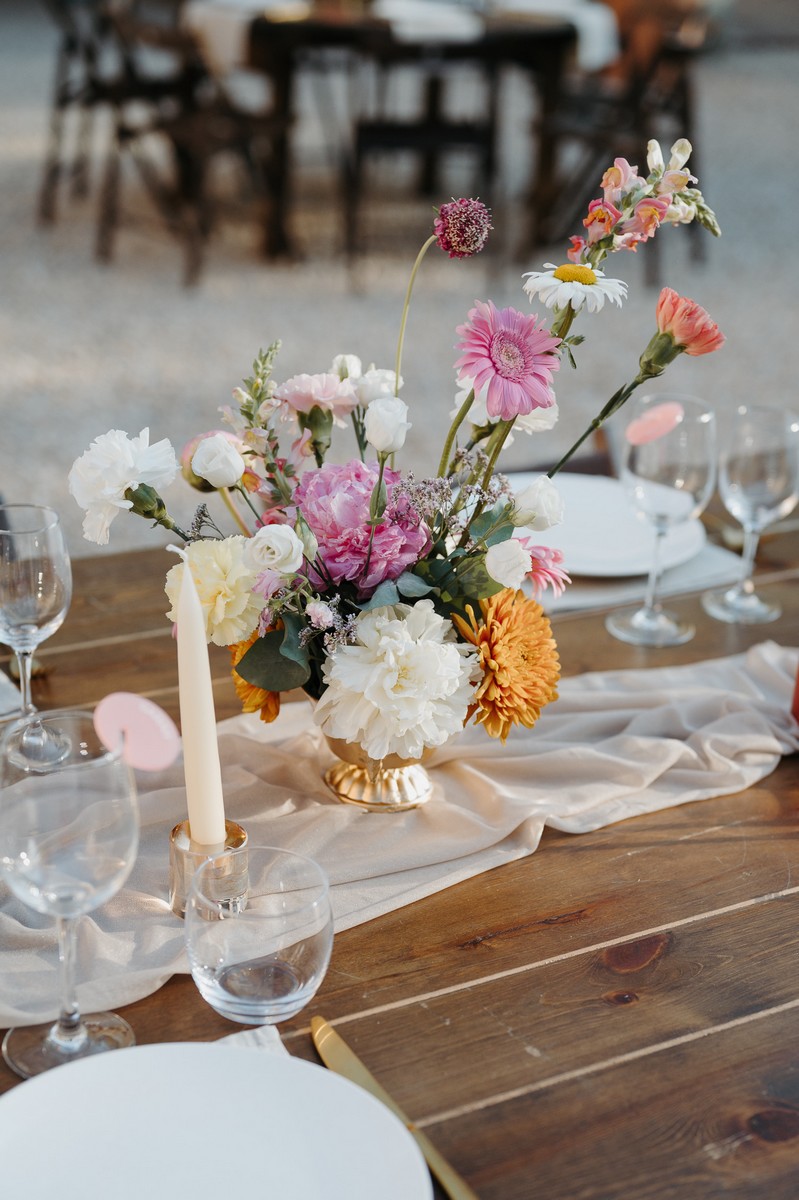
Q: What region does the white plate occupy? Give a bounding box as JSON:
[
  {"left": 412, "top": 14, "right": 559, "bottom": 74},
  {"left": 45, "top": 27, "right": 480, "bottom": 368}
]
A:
[
  {"left": 510, "top": 472, "right": 706, "bottom": 578},
  {"left": 0, "top": 1043, "right": 433, "bottom": 1200}
]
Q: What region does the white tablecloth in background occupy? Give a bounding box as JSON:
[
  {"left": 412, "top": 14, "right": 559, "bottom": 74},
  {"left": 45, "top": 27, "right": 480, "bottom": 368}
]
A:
[{"left": 1, "top": 641, "right": 797, "bottom": 1027}]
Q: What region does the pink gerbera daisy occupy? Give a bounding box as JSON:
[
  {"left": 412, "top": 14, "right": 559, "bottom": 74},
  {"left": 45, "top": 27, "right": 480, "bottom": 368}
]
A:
[{"left": 454, "top": 301, "right": 561, "bottom": 421}]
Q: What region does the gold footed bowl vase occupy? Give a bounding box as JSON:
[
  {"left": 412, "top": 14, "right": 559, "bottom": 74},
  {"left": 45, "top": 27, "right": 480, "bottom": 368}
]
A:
[{"left": 322, "top": 736, "right": 434, "bottom": 812}]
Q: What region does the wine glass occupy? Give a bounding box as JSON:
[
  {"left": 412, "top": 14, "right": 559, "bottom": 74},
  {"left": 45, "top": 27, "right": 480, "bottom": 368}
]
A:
[
  {"left": 0, "top": 709, "right": 139, "bottom": 1079},
  {"left": 185, "top": 845, "right": 334, "bottom": 1025},
  {"left": 702, "top": 405, "right": 799, "bottom": 624},
  {"left": 0, "top": 504, "right": 72, "bottom": 717},
  {"left": 606, "top": 393, "right": 717, "bottom": 647}
]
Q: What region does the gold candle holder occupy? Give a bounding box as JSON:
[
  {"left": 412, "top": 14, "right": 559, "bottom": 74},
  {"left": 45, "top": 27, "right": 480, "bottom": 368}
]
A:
[{"left": 168, "top": 819, "right": 248, "bottom": 918}]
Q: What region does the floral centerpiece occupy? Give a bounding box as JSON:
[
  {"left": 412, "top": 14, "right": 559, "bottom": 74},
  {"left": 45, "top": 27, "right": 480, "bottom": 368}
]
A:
[{"left": 69, "top": 138, "right": 724, "bottom": 809}]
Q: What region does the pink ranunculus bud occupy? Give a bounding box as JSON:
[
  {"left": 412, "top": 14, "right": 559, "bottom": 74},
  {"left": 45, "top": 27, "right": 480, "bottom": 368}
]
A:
[{"left": 655, "top": 288, "right": 726, "bottom": 356}]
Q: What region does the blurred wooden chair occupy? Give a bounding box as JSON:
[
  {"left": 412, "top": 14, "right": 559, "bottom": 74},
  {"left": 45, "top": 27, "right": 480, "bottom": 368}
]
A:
[
  {"left": 96, "top": 4, "right": 287, "bottom": 285},
  {"left": 342, "top": 49, "right": 499, "bottom": 261},
  {"left": 532, "top": 0, "right": 711, "bottom": 278},
  {"left": 37, "top": 0, "right": 191, "bottom": 224}
]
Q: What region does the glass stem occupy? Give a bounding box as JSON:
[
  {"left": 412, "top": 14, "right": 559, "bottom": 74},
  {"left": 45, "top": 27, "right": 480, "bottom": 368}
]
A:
[
  {"left": 736, "top": 525, "right": 760, "bottom": 595},
  {"left": 15, "top": 649, "right": 35, "bottom": 714},
  {"left": 642, "top": 527, "right": 666, "bottom": 617},
  {"left": 48, "top": 916, "right": 87, "bottom": 1053}
]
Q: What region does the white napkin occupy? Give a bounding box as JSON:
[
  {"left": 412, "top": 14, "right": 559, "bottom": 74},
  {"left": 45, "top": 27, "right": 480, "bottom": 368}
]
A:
[
  {"left": 487, "top": 0, "right": 619, "bottom": 71},
  {"left": 545, "top": 541, "right": 744, "bottom": 614},
  {"left": 1, "top": 642, "right": 797, "bottom": 1027},
  {"left": 222, "top": 1024, "right": 288, "bottom": 1055}
]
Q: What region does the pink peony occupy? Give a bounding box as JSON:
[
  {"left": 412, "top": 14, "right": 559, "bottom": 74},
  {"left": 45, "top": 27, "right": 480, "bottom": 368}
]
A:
[
  {"left": 273, "top": 373, "right": 358, "bottom": 419},
  {"left": 655, "top": 288, "right": 725, "bottom": 356},
  {"left": 294, "top": 460, "right": 431, "bottom": 593},
  {"left": 454, "top": 300, "right": 561, "bottom": 421}
]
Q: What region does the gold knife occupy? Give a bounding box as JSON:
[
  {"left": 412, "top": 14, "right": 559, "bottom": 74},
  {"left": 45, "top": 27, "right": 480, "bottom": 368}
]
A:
[{"left": 310, "top": 1016, "right": 480, "bottom": 1200}]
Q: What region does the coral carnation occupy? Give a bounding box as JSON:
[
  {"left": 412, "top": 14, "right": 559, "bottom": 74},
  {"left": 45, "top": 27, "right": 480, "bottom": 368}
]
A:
[
  {"left": 452, "top": 589, "right": 560, "bottom": 742},
  {"left": 655, "top": 287, "right": 725, "bottom": 356}
]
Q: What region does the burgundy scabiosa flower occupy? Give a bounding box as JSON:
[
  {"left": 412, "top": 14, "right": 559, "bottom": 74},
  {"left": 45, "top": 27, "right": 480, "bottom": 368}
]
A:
[
  {"left": 434, "top": 198, "right": 492, "bottom": 259},
  {"left": 455, "top": 300, "right": 561, "bottom": 421}
]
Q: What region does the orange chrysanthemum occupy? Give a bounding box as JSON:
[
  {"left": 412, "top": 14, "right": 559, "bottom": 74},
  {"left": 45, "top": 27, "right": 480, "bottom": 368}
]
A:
[
  {"left": 452, "top": 588, "right": 559, "bottom": 743},
  {"left": 229, "top": 630, "right": 280, "bottom": 724}
]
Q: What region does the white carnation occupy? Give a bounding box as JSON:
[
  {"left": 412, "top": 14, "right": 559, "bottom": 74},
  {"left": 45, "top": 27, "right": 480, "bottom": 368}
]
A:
[
  {"left": 68, "top": 427, "right": 177, "bottom": 545},
  {"left": 164, "top": 536, "right": 261, "bottom": 646},
  {"left": 243, "top": 524, "right": 305, "bottom": 576},
  {"left": 314, "top": 600, "right": 478, "bottom": 761}
]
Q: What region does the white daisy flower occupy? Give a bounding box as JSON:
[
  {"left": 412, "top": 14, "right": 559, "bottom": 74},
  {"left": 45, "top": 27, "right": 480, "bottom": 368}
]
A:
[{"left": 522, "top": 263, "right": 627, "bottom": 314}]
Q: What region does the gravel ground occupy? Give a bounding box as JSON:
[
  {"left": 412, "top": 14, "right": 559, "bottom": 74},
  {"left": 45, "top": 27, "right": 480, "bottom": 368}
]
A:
[{"left": 1, "top": 1, "right": 797, "bottom": 557}]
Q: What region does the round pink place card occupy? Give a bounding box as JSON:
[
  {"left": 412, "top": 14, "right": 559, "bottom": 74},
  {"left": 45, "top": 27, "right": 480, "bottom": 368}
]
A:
[
  {"left": 625, "top": 400, "right": 684, "bottom": 446},
  {"left": 94, "top": 692, "right": 181, "bottom": 771}
]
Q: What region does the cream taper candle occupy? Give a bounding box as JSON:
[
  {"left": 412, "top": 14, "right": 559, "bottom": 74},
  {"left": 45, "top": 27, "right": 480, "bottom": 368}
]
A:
[{"left": 175, "top": 555, "right": 227, "bottom": 846}]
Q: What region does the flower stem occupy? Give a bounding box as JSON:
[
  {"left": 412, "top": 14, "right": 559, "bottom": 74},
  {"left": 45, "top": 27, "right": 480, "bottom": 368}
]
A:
[
  {"left": 546, "top": 370, "right": 650, "bottom": 479},
  {"left": 395, "top": 234, "right": 436, "bottom": 395},
  {"left": 438, "top": 388, "right": 475, "bottom": 477},
  {"left": 219, "top": 487, "right": 253, "bottom": 535}
]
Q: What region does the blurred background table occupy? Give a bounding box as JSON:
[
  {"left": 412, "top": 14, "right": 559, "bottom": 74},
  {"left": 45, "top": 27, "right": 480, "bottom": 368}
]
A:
[{"left": 1, "top": 531, "right": 797, "bottom": 1198}]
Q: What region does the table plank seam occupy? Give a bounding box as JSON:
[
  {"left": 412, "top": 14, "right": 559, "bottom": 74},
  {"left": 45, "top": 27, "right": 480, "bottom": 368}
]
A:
[
  {"left": 411, "top": 995, "right": 799, "bottom": 1130},
  {"left": 282, "top": 884, "right": 799, "bottom": 1042}
]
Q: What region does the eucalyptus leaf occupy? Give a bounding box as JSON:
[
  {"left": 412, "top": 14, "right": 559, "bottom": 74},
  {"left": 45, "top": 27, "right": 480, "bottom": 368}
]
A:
[
  {"left": 359, "top": 580, "right": 400, "bottom": 610},
  {"left": 396, "top": 572, "right": 433, "bottom": 598},
  {"left": 235, "top": 624, "right": 310, "bottom": 691}
]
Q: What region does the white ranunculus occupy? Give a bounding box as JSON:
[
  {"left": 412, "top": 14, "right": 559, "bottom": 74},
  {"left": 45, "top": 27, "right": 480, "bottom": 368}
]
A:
[
  {"left": 330, "top": 354, "right": 363, "bottom": 381},
  {"left": 191, "top": 433, "right": 245, "bottom": 489},
  {"left": 364, "top": 396, "right": 411, "bottom": 454},
  {"left": 164, "top": 536, "right": 261, "bottom": 646},
  {"left": 354, "top": 368, "right": 401, "bottom": 405},
  {"left": 512, "top": 475, "right": 564, "bottom": 530},
  {"left": 313, "top": 600, "right": 478, "bottom": 761},
  {"left": 68, "top": 427, "right": 177, "bottom": 545},
  {"left": 485, "top": 540, "right": 532, "bottom": 590},
  {"left": 243, "top": 524, "right": 305, "bottom": 576}
]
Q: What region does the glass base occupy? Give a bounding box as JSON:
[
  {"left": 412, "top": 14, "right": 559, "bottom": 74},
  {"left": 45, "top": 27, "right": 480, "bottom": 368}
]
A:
[
  {"left": 702, "top": 586, "right": 781, "bottom": 625},
  {"left": 2, "top": 1012, "right": 135, "bottom": 1079},
  {"left": 605, "top": 604, "right": 695, "bottom": 648},
  {"left": 5, "top": 717, "right": 72, "bottom": 770}
]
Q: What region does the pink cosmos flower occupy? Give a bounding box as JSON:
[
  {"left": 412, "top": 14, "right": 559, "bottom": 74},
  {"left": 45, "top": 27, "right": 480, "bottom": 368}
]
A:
[
  {"left": 294, "top": 460, "right": 431, "bottom": 593},
  {"left": 655, "top": 288, "right": 725, "bottom": 356},
  {"left": 583, "top": 198, "right": 622, "bottom": 243},
  {"left": 600, "top": 158, "right": 645, "bottom": 206},
  {"left": 434, "top": 197, "right": 492, "bottom": 258},
  {"left": 518, "top": 540, "right": 571, "bottom": 600},
  {"left": 621, "top": 195, "right": 672, "bottom": 241},
  {"left": 273, "top": 373, "right": 358, "bottom": 419},
  {"left": 454, "top": 300, "right": 561, "bottom": 421}
]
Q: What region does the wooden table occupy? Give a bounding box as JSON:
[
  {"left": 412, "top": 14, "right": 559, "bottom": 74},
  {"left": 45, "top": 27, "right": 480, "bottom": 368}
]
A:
[
  {"left": 243, "top": 7, "right": 577, "bottom": 257},
  {"left": 2, "top": 537, "right": 799, "bottom": 1198}
]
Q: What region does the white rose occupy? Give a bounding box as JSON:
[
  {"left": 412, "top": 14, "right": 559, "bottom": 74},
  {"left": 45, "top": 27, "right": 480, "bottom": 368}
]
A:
[
  {"left": 364, "top": 396, "right": 411, "bottom": 454},
  {"left": 355, "top": 368, "right": 401, "bottom": 405},
  {"left": 485, "top": 540, "right": 533, "bottom": 590},
  {"left": 243, "top": 525, "right": 305, "bottom": 575},
  {"left": 191, "top": 433, "right": 245, "bottom": 488},
  {"left": 330, "top": 353, "right": 363, "bottom": 381},
  {"left": 512, "top": 475, "right": 564, "bottom": 530}
]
